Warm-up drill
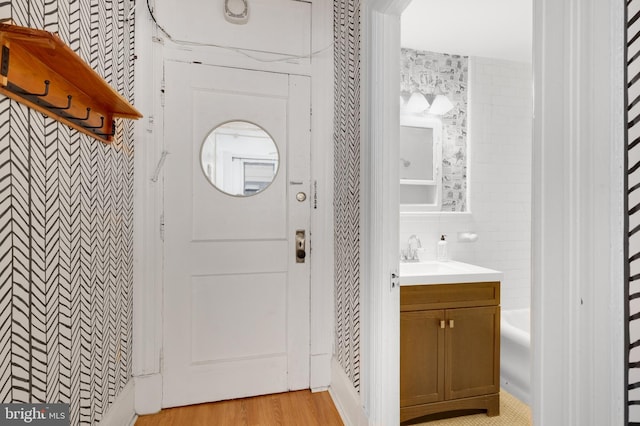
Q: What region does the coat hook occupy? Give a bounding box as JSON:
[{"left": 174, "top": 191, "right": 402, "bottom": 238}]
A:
[
  {"left": 84, "top": 116, "right": 104, "bottom": 130},
  {"left": 18, "top": 79, "right": 50, "bottom": 97},
  {"left": 92, "top": 120, "right": 116, "bottom": 138},
  {"left": 50, "top": 94, "right": 72, "bottom": 110},
  {"left": 69, "top": 107, "right": 91, "bottom": 121}
]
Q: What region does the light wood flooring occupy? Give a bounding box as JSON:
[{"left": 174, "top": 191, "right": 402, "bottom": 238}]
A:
[{"left": 135, "top": 390, "right": 344, "bottom": 426}]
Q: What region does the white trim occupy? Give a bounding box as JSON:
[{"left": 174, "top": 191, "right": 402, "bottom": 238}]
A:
[
  {"left": 329, "top": 357, "right": 369, "bottom": 426},
  {"left": 134, "top": 373, "right": 163, "bottom": 415},
  {"left": 530, "top": 3, "right": 574, "bottom": 423},
  {"left": 308, "top": 0, "right": 335, "bottom": 390},
  {"left": 531, "top": 0, "right": 624, "bottom": 425},
  {"left": 610, "top": 0, "right": 626, "bottom": 422},
  {"left": 132, "top": 3, "right": 165, "bottom": 417},
  {"left": 99, "top": 381, "right": 136, "bottom": 426},
  {"left": 310, "top": 353, "right": 333, "bottom": 391},
  {"left": 360, "top": 1, "right": 410, "bottom": 424}
]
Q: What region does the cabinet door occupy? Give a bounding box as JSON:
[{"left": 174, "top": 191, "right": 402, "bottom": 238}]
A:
[
  {"left": 445, "top": 306, "right": 500, "bottom": 400},
  {"left": 400, "top": 310, "right": 445, "bottom": 407}
]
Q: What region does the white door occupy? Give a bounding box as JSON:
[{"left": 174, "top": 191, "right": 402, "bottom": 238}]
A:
[{"left": 162, "top": 61, "right": 311, "bottom": 408}]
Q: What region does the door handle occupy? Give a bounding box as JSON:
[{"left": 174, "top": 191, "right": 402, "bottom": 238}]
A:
[{"left": 296, "top": 230, "right": 306, "bottom": 263}]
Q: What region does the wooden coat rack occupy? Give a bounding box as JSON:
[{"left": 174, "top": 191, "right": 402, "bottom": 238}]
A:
[{"left": 0, "top": 23, "right": 142, "bottom": 144}]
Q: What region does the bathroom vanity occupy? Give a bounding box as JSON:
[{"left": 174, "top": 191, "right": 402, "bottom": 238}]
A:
[{"left": 399, "top": 261, "right": 502, "bottom": 423}]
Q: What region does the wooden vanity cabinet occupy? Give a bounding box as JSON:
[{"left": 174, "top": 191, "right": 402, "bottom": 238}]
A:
[{"left": 400, "top": 282, "right": 500, "bottom": 423}]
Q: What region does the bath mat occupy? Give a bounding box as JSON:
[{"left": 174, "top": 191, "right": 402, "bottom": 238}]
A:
[{"left": 406, "top": 389, "right": 531, "bottom": 426}]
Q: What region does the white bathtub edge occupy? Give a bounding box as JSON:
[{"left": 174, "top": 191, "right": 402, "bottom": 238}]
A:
[{"left": 500, "top": 308, "right": 531, "bottom": 406}]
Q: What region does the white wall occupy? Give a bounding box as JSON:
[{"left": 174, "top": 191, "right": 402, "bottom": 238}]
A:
[{"left": 400, "top": 56, "right": 533, "bottom": 311}]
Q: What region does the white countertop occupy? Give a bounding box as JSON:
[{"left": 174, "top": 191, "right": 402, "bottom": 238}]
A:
[{"left": 399, "top": 260, "right": 503, "bottom": 285}]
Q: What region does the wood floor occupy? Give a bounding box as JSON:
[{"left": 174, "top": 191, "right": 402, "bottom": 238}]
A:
[{"left": 135, "top": 390, "right": 344, "bottom": 426}]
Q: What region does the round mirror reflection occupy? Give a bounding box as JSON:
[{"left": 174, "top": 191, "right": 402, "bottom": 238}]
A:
[{"left": 201, "top": 121, "right": 279, "bottom": 197}]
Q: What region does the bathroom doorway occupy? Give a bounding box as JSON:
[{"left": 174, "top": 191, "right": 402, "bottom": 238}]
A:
[
  {"left": 361, "top": 0, "right": 625, "bottom": 424},
  {"left": 399, "top": 0, "right": 533, "bottom": 404}
]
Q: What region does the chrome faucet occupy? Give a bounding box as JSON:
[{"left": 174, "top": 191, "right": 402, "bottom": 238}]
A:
[
  {"left": 408, "top": 234, "right": 422, "bottom": 250},
  {"left": 401, "top": 234, "right": 422, "bottom": 262}
]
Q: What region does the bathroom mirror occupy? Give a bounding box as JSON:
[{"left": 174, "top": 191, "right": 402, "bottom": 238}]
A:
[
  {"left": 399, "top": 115, "right": 442, "bottom": 212},
  {"left": 200, "top": 120, "right": 279, "bottom": 196}
]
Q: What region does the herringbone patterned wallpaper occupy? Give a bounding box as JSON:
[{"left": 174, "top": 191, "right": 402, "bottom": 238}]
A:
[
  {"left": 333, "top": 0, "right": 361, "bottom": 392},
  {"left": 0, "top": 0, "right": 135, "bottom": 424},
  {"left": 630, "top": 0, "right": 640, "bottom": 422}
]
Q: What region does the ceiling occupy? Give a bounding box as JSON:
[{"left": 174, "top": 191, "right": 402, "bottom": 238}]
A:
[{"left": 401, "top": 0, "right": 532, "bottom": 63}]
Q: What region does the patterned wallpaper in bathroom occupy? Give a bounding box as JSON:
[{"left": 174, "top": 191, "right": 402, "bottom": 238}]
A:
[
  {"left": 401, "top": 49, "right": 468, "bottom": 211},
  {"left": 0, "top": 1, "right": 135, "bottom": 424}
]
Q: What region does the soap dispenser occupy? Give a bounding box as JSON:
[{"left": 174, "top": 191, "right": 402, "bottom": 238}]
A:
[{"left": 436, "top": 235, "right": 448, "bottom": 261}]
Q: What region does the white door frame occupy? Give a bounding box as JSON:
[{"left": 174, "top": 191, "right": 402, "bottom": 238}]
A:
[
  {"left": 361, "top": 0, "right": 625, "bottom": 425},
  {"left": 359, "top": 1, "right": 410, "bottom": 425},
  {"left": 132, "top": 0, "right": 335, "bottom": 415}
]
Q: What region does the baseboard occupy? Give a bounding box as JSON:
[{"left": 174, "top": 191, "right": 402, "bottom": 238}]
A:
[
  {"left": 329, "top": 357, "right": 369, "bottom": 426},
  {"left": 134, "top": 373, "right": 163, "bottom": 415},
  {"left": 310, "top": 353, "right": 332, "bottom": 390},
  {"left": 99, "top": 380, "right": 136, "bottom": 426}
]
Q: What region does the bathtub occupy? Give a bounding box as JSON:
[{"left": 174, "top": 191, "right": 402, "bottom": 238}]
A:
[{"left": 500, "top": 308, "right": 530, "bottom": 405}]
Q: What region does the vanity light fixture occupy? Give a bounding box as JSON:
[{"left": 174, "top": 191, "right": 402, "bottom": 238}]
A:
[
  {"left": 224, "top": 0, "right": 249, "bottom": 24},
  {"left": 425, "top": 93, "right": 454, "bottom": 116},
  {"left": 426, "top": 81, "right": 455, "bottom": 116},
  {"left": 405, "top": 92, "right": 430, "bottom": 113},
  {"left": 403, "top": 91, "right": 454, "bottom": 116}
]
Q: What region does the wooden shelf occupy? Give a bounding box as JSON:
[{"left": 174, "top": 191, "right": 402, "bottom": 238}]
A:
[{"left": 0, "top": 23, "right": 142, "bottom": 144}]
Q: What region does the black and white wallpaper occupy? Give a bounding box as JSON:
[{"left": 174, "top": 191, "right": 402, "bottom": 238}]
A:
[
  {"left": 333, "top": 0, "right": 361, "bottom": 392},
  {"left": 401, "top": 49, "right": 469, "bottom": 212},
  {"left": 629, "top": 0, "right": 640, "bottom": 423},
  {"left": 0, "top": 0, "right": 135, "bottom": 425}
]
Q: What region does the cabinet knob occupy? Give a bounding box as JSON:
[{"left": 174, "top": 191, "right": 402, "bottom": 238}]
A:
[
  {"left": 449, "top": 320, "right": 455, "bottom": 328},
  {"left": 440, "top": 320, "right": 445, "bottom": 329}
]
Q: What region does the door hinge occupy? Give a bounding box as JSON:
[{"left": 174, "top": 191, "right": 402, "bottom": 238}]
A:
[
  {"left": 160, "top": 79, "right": 165, "bottom": 106},
  {"left": 159, "top": 213, "right": 165, "bottom": 242},
  {"left": 147, "top": 115, "right": 155, "bottom": 134},
  {"left": 313, "top": 180, "right": 318, "bottom": 209}
]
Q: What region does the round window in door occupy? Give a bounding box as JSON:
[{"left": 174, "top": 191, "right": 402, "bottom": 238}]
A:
[{"left": 200, "top": 120, "right": 280, "bottom": 196}]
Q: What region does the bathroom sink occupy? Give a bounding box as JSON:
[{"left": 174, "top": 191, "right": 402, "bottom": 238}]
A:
[{"left": 399, "top": 260, "right": 503, "bottom": 285}]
